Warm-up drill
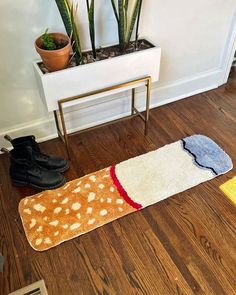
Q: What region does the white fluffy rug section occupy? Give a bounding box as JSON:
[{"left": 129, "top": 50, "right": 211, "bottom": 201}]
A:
[{"left": 115, "top": 140, "right": 214, "bottom": 207}]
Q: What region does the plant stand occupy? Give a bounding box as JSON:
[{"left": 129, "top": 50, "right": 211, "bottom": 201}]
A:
[{"left": 53, "top": 76, "right": 151, "bottom": 158}]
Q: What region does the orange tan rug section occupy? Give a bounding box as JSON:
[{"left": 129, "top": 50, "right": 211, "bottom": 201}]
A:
[{"left": 19, "top": 168, "right": 135, "bottom": 251}]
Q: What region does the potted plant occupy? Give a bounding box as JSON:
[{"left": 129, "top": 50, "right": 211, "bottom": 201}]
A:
[
  {"left": 35, "top": 28, "right": 71, "bottom": 72},
  {"left": 33, "top": 0, "right": 161, "bottom": 112}
]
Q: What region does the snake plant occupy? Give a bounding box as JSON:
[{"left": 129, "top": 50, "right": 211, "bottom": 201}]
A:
[
  {"left": 55, "top": 0, "right": 82, "bottom": 64},
  {"left": 70, "top": 3, "right": 82, "bottom": 60},
  {"left": 111, "top": 0, "right": 143, "bottom": 51},
  {"left": 86, "top": 0, "right": 96, "bottom": 59},
  {"left": 135, "top": 0, "right": 142, "bottom": 47}
]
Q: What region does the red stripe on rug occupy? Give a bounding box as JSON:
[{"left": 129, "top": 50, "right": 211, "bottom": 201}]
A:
[{"left": 110, "top": 165, "right": 142, "bottom": 210}]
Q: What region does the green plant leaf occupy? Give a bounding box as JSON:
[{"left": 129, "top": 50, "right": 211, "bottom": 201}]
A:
[
  {"left": 55, "top": 0, "right": 82, "bottom": 64},
  {"left": 111, "top": 0, "right": 143, "bottom": 51},
  {"left": 70, "top": 3, "right": 82, "bottom": 63},
  {"left": 135, "top": 0, "right": 142, "bottom": 46},
  {"left": 126, "top": 0, "right": 142, "bottom": 44},
  {"left": 124, "top": 0, "right": 129, "bottom": 35},
  {"left": 55, "top": 0, "right": 72, "bottom": 36},
  {"left": 87, "top": 0, "right": 96, "bottom": 59},
  {"left": 42, "top": 28, "right": 57, "bottom": 50},
  {"left": 118, "top": 0, "right": 126, "bottom": 51},
  {"left": 111, "top": 0, "right": 119, "bottom": 23}
]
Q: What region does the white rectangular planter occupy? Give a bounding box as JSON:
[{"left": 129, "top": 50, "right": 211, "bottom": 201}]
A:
[{"left": 33, "top": 39, "right": 161, "bottom": 112}]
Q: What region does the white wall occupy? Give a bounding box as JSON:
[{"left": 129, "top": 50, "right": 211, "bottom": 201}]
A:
[{"left": 0, "top": 0, "right": 236, "bottom": 147}]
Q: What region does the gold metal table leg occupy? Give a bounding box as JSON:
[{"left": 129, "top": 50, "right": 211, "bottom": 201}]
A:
[
  {"left": 55, "top": 76, "right": 152, "bottom": 158},
  {"left": 58, "top": 102, "right": 70, "bottom": 159},
  {"left": 131, "top": 88, "right": 135, "bottom": 115},
  {"left": 53, "top": 110, "right": 60, "bottom": 137},
  {"left": 145, "top": 77, "right": 151, "bottom": 135}
]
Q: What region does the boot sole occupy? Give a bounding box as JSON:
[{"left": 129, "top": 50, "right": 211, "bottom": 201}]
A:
[{"left": 11, "top": 178, "right": 66, "bottom": 191}]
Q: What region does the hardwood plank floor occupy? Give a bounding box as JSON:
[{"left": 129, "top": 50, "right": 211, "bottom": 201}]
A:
[{"left": 0, "top": 70, "right": 236, "bottom": 295}]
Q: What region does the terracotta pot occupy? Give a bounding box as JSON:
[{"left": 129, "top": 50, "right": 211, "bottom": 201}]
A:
[{"left": 35, "top": 33, "right": 71, "bottom": 72}]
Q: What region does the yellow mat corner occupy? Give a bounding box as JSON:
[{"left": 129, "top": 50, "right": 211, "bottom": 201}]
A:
[{"left": 220, "top": 176, "right": 236, "bottom": 205}]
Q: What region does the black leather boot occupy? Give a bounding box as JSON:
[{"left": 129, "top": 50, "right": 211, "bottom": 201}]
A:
[
  {"left": 8, "top": 146, "right": 66, "bottom": 190},
  {"left": 4, "top": 135, "right": 69, "bottom": 173}
]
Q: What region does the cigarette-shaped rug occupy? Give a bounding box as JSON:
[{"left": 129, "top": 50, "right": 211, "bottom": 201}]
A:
[{"left": 19, "top": 135, "right": 233, "bottom": 251}]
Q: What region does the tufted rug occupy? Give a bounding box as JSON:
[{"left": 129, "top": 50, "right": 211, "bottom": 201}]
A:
[
  {"left": 19, "top": 135, "right": 233, "bottom": 251},
  {"left": 220, "top": 176, "right": 236, "bottom": 205}
]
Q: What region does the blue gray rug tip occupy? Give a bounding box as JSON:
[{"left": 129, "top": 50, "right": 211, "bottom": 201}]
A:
[{"left": 182, "top": 134, "right": 233, "bottom": 175}]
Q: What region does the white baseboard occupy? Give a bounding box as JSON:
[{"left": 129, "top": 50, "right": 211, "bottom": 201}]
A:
[{"left": 0, "top": 68, "right": 222, "bottom": 151}]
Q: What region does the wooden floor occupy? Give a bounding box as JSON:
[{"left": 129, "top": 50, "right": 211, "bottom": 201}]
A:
[{"left": 1, "top": 71, "right": 236, "bottom": 295}]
